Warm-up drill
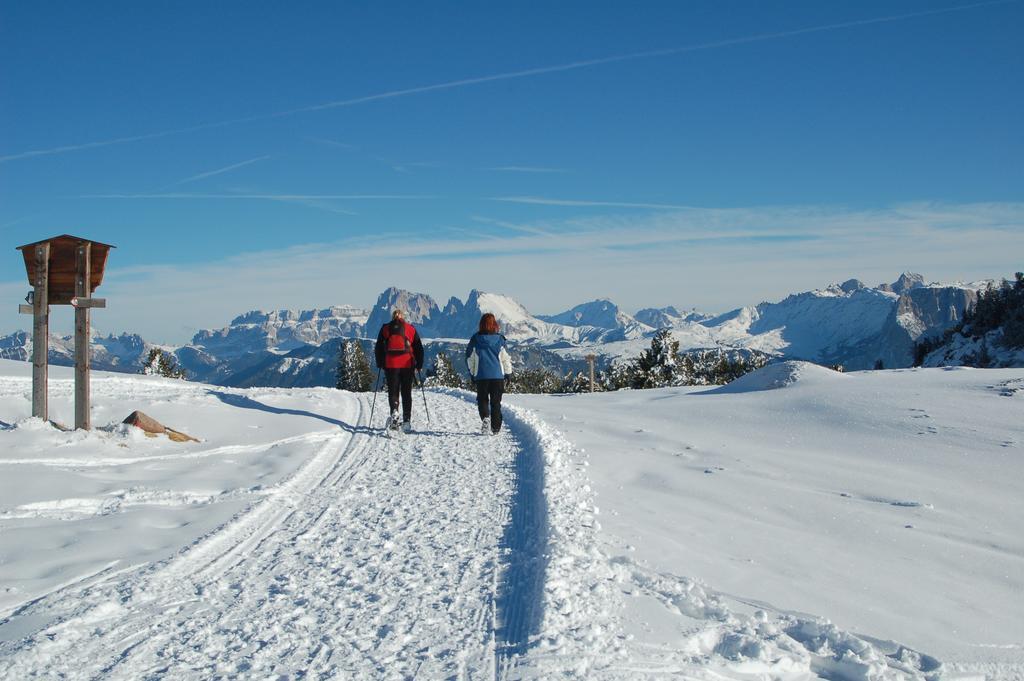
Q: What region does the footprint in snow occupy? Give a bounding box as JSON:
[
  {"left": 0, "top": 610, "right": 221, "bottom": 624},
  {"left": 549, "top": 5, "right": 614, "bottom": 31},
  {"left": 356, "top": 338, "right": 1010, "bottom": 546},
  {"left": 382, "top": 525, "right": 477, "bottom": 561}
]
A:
[{"left": 840, "top": 492, "right": 933, "bottom": 509}]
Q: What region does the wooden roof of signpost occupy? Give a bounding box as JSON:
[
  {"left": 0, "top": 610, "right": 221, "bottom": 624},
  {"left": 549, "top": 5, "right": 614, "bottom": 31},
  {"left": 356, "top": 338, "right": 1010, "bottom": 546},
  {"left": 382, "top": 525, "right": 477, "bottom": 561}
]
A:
[{"left": 16, "top": 234, "right": 116, "bottom": 305}]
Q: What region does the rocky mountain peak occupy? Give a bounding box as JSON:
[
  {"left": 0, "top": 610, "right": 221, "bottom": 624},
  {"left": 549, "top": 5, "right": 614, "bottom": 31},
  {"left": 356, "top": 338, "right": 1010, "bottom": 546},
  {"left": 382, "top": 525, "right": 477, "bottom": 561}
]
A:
[
  {"left": 539, "top": 299, "right": 632, "bottom": 330},
  {"left": 878, "top": 272, "right": 926, "bottom": 295},
  {"left": 365, "top": 288, "right": 441, "bottom": 335}
]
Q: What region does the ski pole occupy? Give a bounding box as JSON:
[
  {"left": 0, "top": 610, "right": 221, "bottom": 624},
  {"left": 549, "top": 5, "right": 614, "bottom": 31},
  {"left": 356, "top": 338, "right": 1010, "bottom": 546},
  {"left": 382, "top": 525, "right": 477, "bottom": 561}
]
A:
[
  {"left": 369, "top": 368, "right": 382, "bottom": 428},
  {"left": 417, "top": 370, "right": 432, "bottom": 427}
]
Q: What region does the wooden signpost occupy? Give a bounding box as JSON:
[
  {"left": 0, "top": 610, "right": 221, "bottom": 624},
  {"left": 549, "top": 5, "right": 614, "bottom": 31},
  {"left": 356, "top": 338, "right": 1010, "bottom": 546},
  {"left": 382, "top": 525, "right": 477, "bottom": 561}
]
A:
[
  {"left": 586, "top": 353, "right": 597, "bottom": 393},
  {"left": 16, "top": 235, "right": 114, "bottom": 430}
]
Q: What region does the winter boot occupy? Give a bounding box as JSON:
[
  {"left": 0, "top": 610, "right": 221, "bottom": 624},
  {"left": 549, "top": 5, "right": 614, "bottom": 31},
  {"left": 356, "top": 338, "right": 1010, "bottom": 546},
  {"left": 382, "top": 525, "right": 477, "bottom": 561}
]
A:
[
  {"left": 389, "top": 410, "right": 401, "bottom": 431},
  {"left": 402, "top": 419, "right": 412, "bottom": 434},
  {"left": 481, "top": 417, "right": 490, "bottom": 435}
]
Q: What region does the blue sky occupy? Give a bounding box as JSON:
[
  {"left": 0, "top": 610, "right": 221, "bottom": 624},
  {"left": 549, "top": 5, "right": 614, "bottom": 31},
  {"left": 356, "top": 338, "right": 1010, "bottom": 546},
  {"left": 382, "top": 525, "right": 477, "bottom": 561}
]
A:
[{"left": 1, "top": 0, "right": 1022, "bottom": 343}]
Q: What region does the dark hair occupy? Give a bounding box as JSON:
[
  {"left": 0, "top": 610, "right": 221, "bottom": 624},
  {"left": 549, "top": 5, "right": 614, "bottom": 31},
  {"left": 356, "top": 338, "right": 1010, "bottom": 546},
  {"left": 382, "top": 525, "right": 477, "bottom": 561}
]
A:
[{"left": 479, "top": 313, "right": 499, "bottom": 334}]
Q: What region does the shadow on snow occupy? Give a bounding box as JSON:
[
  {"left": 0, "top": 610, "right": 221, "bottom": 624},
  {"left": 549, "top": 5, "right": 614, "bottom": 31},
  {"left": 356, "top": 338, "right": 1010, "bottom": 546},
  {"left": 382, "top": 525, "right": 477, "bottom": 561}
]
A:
[
  {"left": 207, "top": 390, "right": 378, "bottom": 436},
  {"left": 496, "top": 414, "right": 549, "bottom": 664}
]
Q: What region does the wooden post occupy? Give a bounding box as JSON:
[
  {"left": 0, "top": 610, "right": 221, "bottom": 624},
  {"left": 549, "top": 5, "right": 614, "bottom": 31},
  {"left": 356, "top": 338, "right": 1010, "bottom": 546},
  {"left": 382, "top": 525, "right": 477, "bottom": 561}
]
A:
[
  {"left": 74, "top": 241, "right": 92, "bottom": 430},
  {"left": 586, "top": 354, "right": 596, "bottom": 393},
  {"left": 32, "top": 243, "right": 50, "bottom": 420}
]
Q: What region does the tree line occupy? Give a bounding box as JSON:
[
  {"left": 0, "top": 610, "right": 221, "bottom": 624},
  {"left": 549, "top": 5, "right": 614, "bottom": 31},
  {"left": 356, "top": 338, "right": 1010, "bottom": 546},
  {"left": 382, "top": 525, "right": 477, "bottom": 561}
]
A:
[{"left": 335, "top": 329, "right": 769, "bottom": 394}]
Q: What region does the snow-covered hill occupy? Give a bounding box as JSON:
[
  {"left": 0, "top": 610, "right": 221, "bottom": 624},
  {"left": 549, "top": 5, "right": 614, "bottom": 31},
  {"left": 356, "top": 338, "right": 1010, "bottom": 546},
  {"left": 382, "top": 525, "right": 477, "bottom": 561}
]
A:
[
  {"left": 2, "top": 360, "right": 1021, "bottom": 679},
  {"left": 517, "top": 362, "right": 1024, "bottom": 678}
]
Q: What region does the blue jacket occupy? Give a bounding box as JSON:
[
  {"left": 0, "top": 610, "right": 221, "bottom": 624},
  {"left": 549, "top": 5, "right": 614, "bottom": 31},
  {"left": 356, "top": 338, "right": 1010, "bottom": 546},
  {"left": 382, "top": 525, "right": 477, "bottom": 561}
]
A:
[{"left": 466, "top": 332, "right": 513, "bottom": 380}]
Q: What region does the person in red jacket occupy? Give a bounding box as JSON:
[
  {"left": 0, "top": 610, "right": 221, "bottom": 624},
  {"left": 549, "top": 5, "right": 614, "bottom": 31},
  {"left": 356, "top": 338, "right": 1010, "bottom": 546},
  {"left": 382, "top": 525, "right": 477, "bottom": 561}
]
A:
[{"left": 374, "top": 309, "right": 424, "bottom": 432}]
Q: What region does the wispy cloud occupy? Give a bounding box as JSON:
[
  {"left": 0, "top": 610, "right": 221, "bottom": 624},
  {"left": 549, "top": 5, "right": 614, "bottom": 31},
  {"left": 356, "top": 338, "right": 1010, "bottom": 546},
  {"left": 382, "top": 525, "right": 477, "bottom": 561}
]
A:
[
  {"left": 487, "top": 166, "right": 569, "bottom": 174},
  {"left": 471, "top": 215, "right": 556, "bottom": 238},
  {"left": 164, "top": 155, "right": 271, "bottom": 188},
  {"left": 305, "top": 138, "right": 437, "bottom": 174},
  {"left": 263, "top": 196, "right": 358, "bottom": 216},
  {"left": 2, "top": 200, "right": 1013, "bottom": 343},
  {"left": 0, "top": 213, "right": 44, "bottom": 229},
  {"left": 2, "top": 0, "right": 1010, "bottom": 164},
  {"left": 305, "top": 137, "right": 355, "bottom": 150},
  {"left": 491, "top": 196, "right": 699, "bottom": 210}
]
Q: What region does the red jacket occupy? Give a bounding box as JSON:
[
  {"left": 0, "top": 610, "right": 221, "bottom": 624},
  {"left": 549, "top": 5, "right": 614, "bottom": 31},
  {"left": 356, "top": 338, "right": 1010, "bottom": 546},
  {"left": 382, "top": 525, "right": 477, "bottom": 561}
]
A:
[{"left": 374, "top": 320, "right": 424, "bottom": 370}]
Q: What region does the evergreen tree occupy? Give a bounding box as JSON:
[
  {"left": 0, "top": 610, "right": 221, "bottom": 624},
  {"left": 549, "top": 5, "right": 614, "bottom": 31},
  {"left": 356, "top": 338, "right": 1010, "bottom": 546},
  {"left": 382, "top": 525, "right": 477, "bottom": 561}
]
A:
[
  {"left": 142, "top": 348, "right": 187, "bottom": 379},
  {"left": 506, "top": 368, "right": 562, "bottom": 394},
  {"left": 873, "top": 359, "right": 885, "bottom": 370},
  {"left": 599, "top": 362, "right": 635, "bottom": 391},
  {"left": 426, "top": 351, "right": 464, "bottom": 388},
  {"left": 142, "top": 348, "right": 161, "bottom": 376},
  {"left": 632, "top": 329, "right": 680, "bottom": 388},
  {"left": 976, "top": 339, "right": 992, "bottom": 367},
  {"left": 336, "top": 339, "right": 373, "bottom": 391},
  {"left": 563, "top": 371, "right": 592, "bottom": 393}
]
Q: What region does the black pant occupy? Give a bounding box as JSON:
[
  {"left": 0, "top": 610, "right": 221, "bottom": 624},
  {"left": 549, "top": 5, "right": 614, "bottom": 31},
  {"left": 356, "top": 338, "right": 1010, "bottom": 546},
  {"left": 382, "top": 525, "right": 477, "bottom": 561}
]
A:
[
  {"left": 476, "top": 379, "right": 504, "bottom": 432},
  {"left": 386, "top": 368, "right": 414, "bottom": 420}
]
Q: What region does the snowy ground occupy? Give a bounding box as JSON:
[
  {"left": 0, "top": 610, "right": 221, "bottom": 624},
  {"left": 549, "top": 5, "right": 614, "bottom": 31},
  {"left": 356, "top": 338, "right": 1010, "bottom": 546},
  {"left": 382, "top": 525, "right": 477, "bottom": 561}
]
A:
[
  {"left": 1, "top": 359, "right": 1021, "bottom": 679},
  {"left": 518, "top": 363, "right": 1024, "bottom": 680}
]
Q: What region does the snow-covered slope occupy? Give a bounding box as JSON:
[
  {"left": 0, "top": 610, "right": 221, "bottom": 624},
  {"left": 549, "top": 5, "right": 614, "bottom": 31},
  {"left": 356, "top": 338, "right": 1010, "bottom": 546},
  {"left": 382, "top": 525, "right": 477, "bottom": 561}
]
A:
[
  {"left": 2, "top": 360, "right": 1021, "bottom": 679},
  {"left": 517, "top": 363, "right": 1024, "bottom": 679}
]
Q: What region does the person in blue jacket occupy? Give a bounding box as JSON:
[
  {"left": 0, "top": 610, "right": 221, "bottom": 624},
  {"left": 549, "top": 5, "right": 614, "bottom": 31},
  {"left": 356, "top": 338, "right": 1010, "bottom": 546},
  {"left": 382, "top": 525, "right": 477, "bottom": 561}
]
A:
[{"left": 466, "top": 313, "right": 513, "bottom": 435}]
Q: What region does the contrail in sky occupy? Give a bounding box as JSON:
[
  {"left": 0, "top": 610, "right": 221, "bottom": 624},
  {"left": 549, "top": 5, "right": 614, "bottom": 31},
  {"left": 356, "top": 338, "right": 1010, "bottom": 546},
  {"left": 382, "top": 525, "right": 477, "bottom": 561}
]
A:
[
  {"left": 492, "top": 196, "right": 699, "bottom": 210},
  {"left": 78, "top": 193, "right": 436, "bottom": 200},
  {"left": 165, "top": 155, "right": 272, "bottom": 187},
  {"left": 0, "top": 0, "right": 1012, "bottom": 164}
]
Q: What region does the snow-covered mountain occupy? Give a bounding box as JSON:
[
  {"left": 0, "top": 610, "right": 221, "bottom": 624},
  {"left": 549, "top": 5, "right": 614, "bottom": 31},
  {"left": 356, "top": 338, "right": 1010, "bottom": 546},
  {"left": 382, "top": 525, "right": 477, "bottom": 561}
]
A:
[
  {"left": 190, "top": 306, "right": 367, "bottom": 360},
  {"left": 877, "top": 271, "right": 926, "bottom": 295},
  {"left": 919, "top": 273, "right": 1024, "bottom": 369},
  {"left": 692, "top": 275, "right": 985, "bottom": 370},
  {"left": 634, "top": 306, "right": 711, "bottom": 329},
  {"left": 538, "top": 299, "right": 636, "bottom": 330},
  {"left": 702, "top": 282, "right": 899, "bottom": 362},
  {"left": 1, "top": 272, "right": 1011, "bottom": 386},
  {"left": 364, "top": 289, "right": 643, "bottom": 344},
  {"left": 865, "top": 283, "right": 981, "bottom": 368},
  {"left": 364, "top": 288, "right": 441, "bottom": 337},
  {"left": 0, "top": 329, "right": 151, "bottom": 372}
]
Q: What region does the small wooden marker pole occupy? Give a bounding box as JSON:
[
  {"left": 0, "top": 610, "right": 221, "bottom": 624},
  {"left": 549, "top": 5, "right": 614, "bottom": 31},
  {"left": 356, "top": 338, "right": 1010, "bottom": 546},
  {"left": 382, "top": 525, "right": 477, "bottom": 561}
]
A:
[
  {"left": 32, "top": 243, "right": 50, "bottom": 420},
  {"left": 74, "top": 241, "right": 92, "bottom": 430},
  {"left": 586, "top": 353, "right": 596, "bottom": 393}
]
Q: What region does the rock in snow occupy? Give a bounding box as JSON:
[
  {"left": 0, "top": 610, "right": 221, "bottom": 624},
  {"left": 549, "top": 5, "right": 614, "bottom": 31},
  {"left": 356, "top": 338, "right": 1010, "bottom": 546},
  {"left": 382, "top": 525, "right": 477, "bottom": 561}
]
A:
[{"left": 122, "top": 409, "right": 198, "bottom": 442}]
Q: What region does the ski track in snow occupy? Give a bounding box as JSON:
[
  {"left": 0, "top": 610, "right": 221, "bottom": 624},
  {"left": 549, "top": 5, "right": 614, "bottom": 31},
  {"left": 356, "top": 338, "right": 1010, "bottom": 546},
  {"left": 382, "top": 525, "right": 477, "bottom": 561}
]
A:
[
  {"left": 0, "top": 376, "right": 976, "bottom": 680},
  {"left": 0, "top": 391, "right": 542, "bottom": 679}
]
